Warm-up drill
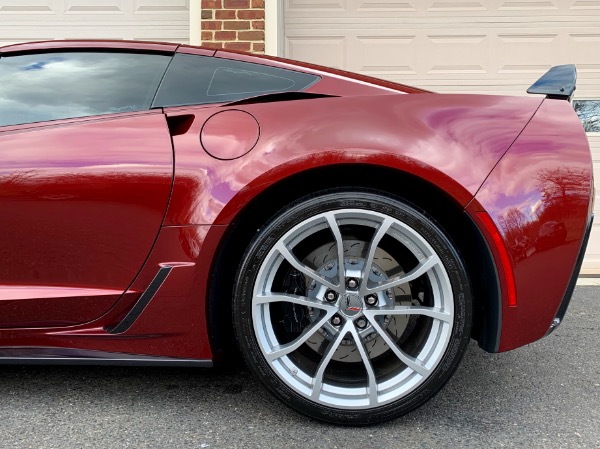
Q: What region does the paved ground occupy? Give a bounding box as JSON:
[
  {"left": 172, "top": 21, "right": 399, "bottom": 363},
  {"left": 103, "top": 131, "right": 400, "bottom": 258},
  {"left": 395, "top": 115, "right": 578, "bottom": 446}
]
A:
[{"left": 0, "top": 287, "right": 598, "bottom": 449}]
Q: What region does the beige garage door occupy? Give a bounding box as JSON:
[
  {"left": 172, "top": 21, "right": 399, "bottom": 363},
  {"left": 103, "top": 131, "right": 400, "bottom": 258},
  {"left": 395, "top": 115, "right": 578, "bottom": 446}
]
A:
[
  {"left": 284, "top": 0, "right": 600, "bottom": 273},
  {"left": 0, "top": 0, "right": 190, "bottom": 46}
]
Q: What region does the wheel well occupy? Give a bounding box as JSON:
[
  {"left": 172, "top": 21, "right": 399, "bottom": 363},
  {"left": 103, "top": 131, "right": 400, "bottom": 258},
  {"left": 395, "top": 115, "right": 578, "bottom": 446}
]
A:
[{"left": 207, "top": 164, "right": 501, "bottom": 364}]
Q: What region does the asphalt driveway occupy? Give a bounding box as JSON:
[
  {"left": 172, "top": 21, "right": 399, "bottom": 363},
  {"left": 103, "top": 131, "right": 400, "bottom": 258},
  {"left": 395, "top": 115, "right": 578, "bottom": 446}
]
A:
[{"left": 0, "top": 286, "right": 598, "bottom": 448}]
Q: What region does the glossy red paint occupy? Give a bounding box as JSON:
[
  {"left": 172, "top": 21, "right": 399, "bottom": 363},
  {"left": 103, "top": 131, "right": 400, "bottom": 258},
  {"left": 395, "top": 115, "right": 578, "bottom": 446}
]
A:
[
  {"left": 476, "top": 211, "right": 518, "bottom": 307},
  {"left": 0, "top": 40, "right": 592, "bottom": 366},
  {"left": 472, "top": 99, "right": 593, "bottom": 351},
  {"left": 176, "top": 45, "right": 216, "bottom": 57},
  {"left": 164, "top": 94, "right": 542, "bottom": 226},
  {"left": 200, "top": 110, "right": 260, "bottom": 160},
  {"left": 0, "top": 225, "right": 224, "bottom": 359},
  {"left": 0, "top": 111, "right": 172, "bottom": 326},
  {"left": 0, "top": 39, "right": 179, "bottom": 55}
]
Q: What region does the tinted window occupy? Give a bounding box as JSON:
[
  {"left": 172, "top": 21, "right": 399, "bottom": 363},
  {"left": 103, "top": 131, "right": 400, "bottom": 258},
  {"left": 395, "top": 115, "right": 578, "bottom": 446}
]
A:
[
  {"left": 153, "top": 54, "right": 319, "bottom": 107},
  {"left": 0, "top": 52, "right": 171, "bottom": 127}
]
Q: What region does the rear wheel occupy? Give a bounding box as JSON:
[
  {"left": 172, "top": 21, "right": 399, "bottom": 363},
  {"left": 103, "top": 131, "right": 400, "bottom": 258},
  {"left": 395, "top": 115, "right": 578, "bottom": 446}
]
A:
[{"left": 233, "top": 190, "right": 472, "bottom": 425}]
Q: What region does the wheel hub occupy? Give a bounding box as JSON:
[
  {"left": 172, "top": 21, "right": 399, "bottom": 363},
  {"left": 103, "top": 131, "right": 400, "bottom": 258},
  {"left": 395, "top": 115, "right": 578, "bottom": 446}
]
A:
[
  {"left": 305, "top": 249, "right": 410, "bottom": 361},
  {"left": 340, "top": 292, "right": 363, "bottom": 317}
]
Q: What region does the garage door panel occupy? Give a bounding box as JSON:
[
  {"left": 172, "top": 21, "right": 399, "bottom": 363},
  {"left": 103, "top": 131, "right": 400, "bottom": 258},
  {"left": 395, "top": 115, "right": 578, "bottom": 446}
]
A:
[
  {"left": 588, "top": 134, "right": 600, "bottom": 275},
  {"left": 286, "top": 0, "right": 600, "bottom": 17},
  {"left": 0, "top": 1, "right": 56, "bottom": 13},
  {"left": 286, "top": 0, "right": 346, "bottom": 12},
  {"left": 0, "top": 0, "right": 189, "bottom": 45},
  {"left": 354, "top": 35, "right": 415, "bottom": 74},
  {"left": 286, "top": 26, "right": 600, "bottom": 96},
  {"left": 133, "top": 0, "right": 189, "bottom": 14},
  {"left": 286, "top": 36, "right": 347, "bottom": 68},
  {"left": 63, "top": 1, "right": 127, "bottom": 13}
]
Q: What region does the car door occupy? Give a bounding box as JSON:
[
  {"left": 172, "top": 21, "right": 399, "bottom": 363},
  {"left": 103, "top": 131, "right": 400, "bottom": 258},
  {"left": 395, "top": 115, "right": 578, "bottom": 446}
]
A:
[{"left": 0, "top": 50, "right": 174, "bottom": 327}]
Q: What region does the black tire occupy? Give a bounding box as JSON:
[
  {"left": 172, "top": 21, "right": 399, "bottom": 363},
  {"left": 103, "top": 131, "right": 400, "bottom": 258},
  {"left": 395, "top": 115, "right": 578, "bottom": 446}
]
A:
[{"left": 233, "top": 190, "right": 472, "bottom": 425}]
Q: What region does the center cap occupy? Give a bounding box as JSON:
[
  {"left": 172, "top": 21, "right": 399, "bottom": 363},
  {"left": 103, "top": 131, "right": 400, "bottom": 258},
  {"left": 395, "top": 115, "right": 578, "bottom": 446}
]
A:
[{"left": 341, "top": 293, "right": 363, "bottom": 317}]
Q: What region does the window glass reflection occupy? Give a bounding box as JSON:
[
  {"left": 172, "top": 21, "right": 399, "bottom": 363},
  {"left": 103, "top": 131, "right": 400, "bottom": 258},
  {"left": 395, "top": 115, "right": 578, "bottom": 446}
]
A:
[
  {"left": 153, "top": 54, "right": 320, "bottom": 107},
  {"left": 0, "top": 52, "right": 171, "bottom": 127},
  {"left": 573, "top": 100, "right": 600, "bottom": 133}
]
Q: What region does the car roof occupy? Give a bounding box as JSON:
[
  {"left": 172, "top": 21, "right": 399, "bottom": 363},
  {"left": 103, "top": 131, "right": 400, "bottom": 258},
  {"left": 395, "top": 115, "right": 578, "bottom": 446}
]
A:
[{"left": 0, "top": 39, "right": 182, "bottom": 55}]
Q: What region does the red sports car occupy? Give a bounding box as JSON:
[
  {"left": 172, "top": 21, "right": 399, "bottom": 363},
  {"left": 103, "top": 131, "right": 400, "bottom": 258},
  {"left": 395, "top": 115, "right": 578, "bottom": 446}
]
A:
[{"left": 0, "top": 40, "right": 593, "bottom": 425}]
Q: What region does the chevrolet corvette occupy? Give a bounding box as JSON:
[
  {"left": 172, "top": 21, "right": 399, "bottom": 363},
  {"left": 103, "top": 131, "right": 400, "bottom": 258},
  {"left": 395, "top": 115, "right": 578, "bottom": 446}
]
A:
[{"left": 0, "top": 40, "right": 593, "bottom": 425}]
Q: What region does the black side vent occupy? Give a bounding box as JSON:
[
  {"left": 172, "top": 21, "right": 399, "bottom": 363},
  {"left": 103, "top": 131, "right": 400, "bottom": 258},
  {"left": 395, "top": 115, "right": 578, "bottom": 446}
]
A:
[{"left": 224, "top": 92, "right": 337, "bottom": 106}]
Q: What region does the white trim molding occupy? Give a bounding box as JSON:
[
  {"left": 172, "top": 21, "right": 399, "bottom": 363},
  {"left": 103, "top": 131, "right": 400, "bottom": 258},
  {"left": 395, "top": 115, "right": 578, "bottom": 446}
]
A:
[
  {"left": 265, "top": 0, "right": 283, "bottom": 56},
  {"left": 190, "top": 0, "right": 202, "bottom": 46}
]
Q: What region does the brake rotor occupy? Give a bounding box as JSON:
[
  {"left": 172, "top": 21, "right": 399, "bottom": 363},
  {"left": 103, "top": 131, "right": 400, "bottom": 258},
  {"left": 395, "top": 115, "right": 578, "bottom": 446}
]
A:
[{"left": 302, "top": 240, "right": 414, "bottom": 363}]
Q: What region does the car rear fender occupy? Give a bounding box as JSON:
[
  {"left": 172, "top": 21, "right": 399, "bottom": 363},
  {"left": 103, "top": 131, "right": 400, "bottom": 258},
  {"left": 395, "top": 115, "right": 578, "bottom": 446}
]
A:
[{"left": 468, "top": 98, "right": 593, "bottom": 351}]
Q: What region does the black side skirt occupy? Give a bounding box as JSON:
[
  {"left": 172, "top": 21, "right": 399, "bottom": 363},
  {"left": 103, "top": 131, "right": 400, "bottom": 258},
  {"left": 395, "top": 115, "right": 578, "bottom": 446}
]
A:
[{"left": 0, "top": 347, "right": 212, "bottom": 367}]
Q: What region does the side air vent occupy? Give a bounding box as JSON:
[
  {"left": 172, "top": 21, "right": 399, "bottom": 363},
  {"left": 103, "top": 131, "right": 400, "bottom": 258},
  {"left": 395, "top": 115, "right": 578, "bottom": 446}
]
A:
[{"left": 224, "top": 92, "right": 337, "bottom": 106}]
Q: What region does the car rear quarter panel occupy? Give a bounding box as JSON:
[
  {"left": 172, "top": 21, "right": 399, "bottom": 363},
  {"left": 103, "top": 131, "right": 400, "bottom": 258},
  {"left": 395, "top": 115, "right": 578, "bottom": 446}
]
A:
[
  {"left": 164, "top": 94, "right": 543, "bottom": 226},
  {"left": 158, "top": 93, "right": 543, "bottom": 359},
  {"left": 470, "top": 99, "right": 593, "bottom": 351}
]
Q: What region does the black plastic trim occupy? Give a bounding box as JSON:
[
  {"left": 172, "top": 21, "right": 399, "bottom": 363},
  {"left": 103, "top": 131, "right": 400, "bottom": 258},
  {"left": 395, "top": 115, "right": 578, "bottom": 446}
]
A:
[
  {"left": 527, "top": 64, "right": 577, "bottom": 100},
  {"left": 547, "top": 214, "right": 594, "bottom": 334},
  {"left": 224, "top": 92, "right": 336, "bottom": 106},
  {"left": 107, "top": 265, "right": 172, "bottom": 334},
  {"left": 0, "top": 347, "right": 211, "bottom": 367},
  {"left": 463, "top": 210, "right": 503, "bottom": 353}
]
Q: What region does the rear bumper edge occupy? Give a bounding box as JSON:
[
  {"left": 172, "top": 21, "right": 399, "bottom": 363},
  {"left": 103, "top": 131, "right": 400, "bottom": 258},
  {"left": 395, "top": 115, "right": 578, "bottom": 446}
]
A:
[{"left": 546, "top": 214, "right": 594, "bottom": 335}]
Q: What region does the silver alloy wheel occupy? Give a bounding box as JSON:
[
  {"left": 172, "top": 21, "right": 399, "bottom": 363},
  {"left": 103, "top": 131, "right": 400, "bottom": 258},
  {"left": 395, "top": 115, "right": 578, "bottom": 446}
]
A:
[{"left": 251, "top": 208, "right": 454, "bottom": 409}]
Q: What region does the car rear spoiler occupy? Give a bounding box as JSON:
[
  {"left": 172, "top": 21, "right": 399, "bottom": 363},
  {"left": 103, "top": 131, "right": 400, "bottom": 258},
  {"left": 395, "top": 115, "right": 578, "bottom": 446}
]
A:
[{"left": 527, "top": 64, "right": 576, "bottom": 101}]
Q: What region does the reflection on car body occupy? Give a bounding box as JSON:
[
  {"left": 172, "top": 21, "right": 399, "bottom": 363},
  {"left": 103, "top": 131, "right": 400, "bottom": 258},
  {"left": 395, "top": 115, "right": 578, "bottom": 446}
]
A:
[{"left": 0, "top": 40, "right": 593, "bottom": 425}]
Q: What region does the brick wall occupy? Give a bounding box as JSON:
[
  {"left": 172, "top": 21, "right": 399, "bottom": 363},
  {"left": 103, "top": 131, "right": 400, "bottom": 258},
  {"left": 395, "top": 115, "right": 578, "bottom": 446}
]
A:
[{"left": 201, "top": 0, "right": 265, "bottom": 53}]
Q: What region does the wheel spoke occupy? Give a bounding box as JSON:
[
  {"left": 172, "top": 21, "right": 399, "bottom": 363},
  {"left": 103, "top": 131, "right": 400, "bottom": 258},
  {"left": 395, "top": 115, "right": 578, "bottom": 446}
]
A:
[
  {"left": 275, "top": 242, "right": 339, "bottom": 291},
  {"left": 365, "top": 255, "right": 439, "bottom": 294},
  {"left": 360, "top": 217, "right": 394, "bottom": 295},
  {"left": 364, "top": 305, "right": 452, "bottom": 323},
  {"left": 324, "top": 212, "right": 345, "bottom": 284},
  {"left": 264, "top": 310, "right": 337, "bottom": 362},
  {"left": 254, "top": 292, "right": 337, "bottom": 312},
  {"left": 311, "top": 321, "right": 351, "bottom": 400},
  {"left": 347, "top": 323, "right": 378, "bottom": 406},
  {"left": 366, "top": 317, "right": 429, "bottom": 376}
]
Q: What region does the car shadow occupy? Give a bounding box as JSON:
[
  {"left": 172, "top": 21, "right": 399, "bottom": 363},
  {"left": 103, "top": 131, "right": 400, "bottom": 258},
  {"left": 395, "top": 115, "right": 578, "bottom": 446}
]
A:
[{"left": 0, "top": 339, "right": 548, "bottom": 428}]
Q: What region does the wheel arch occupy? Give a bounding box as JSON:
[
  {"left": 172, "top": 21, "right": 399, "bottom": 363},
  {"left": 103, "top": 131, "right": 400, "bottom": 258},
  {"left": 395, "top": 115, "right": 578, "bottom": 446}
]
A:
[{"left": 207, "top": 163, "right": 502, "bottom": 364}]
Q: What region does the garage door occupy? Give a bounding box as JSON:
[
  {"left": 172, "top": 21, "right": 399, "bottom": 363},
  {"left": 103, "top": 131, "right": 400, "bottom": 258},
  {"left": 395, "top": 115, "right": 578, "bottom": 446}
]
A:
[
  {"left": 284, "top": 0, "right": 600, "bottom": 273},
  {"left": 0, "top": 0, "right": 190, "bottom": 46}
]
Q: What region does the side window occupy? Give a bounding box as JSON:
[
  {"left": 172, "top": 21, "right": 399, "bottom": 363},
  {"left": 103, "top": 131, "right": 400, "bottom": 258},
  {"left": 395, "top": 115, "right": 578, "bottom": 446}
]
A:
[
  {"left": 153, "top": 54, "right": 320, "bottom": 107},
  {"left": 0, "top": 51, "right": 171, "bottom": 127}
]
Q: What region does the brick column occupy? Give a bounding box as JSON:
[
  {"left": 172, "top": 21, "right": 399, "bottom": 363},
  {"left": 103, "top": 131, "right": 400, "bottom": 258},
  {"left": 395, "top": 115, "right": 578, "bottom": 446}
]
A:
[{"left": 201, "top": 0, "right": 265, "bottom": 53}]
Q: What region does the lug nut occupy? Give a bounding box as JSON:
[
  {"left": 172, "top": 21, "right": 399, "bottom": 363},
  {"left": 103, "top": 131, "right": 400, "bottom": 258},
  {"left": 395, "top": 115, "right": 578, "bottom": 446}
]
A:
[
  {"left": 355, "top": 317, "right": 368, "bottom": 329},
  {"left": 331, "top": 314, "right": 342, "bottom": 326},
  {"left": 365, "top": 294, "right": 378, "bottom": 306},
  {"left": 324, "top": 290, "right": 338, "bottom": 302},
  {"left": 346, "top": 278, "right": 359, "bottom": 290}
]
